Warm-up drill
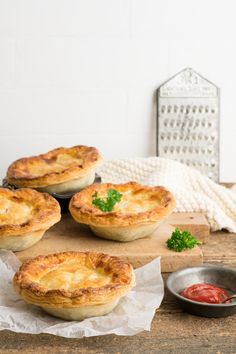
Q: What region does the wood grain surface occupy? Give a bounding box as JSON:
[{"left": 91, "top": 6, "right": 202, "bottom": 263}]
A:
[
  {"left": 1, "top": 232, "right": 236, "bottom": 354},
  {"left": 16, "top": 212, "right": 208, "bottom": 272},
  {"left": 1, "top": 229, "right": 236, "bottom": 353}
]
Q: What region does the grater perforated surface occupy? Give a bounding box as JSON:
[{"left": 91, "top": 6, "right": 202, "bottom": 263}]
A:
[{"left": 157, "top": 68, "right": 219, "bottom": 181}]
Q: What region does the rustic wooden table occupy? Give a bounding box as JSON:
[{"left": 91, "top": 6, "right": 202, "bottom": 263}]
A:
[{"left": 0, "top": 232, "right": 236, "bottom": 354}]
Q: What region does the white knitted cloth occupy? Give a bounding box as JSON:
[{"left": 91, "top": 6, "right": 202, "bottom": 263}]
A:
[{"left": 98, "top": 157, "right": 236, "bottom": 232}]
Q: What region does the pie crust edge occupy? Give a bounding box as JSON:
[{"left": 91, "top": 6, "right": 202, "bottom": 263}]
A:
[
  {"left": 69, "top": 181, "right": 176, "bottom": 227},
  {"left": 7, "top": 145, "right": 102, "bottom": 188},
  {"left": 0, "top": 188, "right": 61, "bottom": 237},
  {"left": 13, "top": 251, "right": 136, "bottom": 308}
]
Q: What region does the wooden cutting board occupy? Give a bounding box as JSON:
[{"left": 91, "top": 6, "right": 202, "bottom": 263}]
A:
[{"left": 16, "top": 212, "right": 209, "bottom": 272}]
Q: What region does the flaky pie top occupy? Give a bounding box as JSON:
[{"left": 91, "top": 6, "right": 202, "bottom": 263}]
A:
[
  {"left": 7, "top": 145, "right": 102, "bottom": 188},
  {"left": 69, "top": 182, "right": 176, "bottom": 227},
  {"left": 39, "top": 261, "right": 112, "bottom": 291},
  {"left": 0, "top": 188, "right": 61, "bottom": 236},
  {"left": 13, "top": 252, "right": 135, "bottom": 307}
]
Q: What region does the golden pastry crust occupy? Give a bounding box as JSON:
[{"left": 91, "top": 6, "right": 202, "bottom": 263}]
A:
[
  {"left": 69, "top": 181, "right": 176, "bottom": 227},
  {"left": 0, "top": 188, "right": 61, "bottom": 236},
  {"left": 7, "top": 145, "right": 102, "bottom": 188},
  {"left": 13, "top": 251, "right": 135, "bottom": 308}
]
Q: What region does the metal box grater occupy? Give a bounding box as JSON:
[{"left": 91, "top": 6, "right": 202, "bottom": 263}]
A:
[{"left": 157, "top": 68, "right": 220, "bottom": 182}]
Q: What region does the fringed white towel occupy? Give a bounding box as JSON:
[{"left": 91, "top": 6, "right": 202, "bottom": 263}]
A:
[{"left": 98, "top": 157, "right": 236, "bottom": 232}]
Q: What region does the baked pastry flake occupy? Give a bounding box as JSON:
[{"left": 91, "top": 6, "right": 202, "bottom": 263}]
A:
[
  {"left": 13, "top": 251, "right": 135, "bottom": 320},
  {"left": 0, "top": 188, "right": 61, "bottom": 251},
  {"left": 7, "top": 145, "right": 102, "bottom": 193},
  {"left": 69, "top": 182, "right": 176, "bottom": 241}
]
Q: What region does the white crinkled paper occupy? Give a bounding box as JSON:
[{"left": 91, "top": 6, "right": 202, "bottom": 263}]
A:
[{"left": 0, "top": 250, "right": 164, "bottom": 338}]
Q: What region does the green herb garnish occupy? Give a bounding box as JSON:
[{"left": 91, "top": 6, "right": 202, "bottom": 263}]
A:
[
  {"left": 92, "top": 189, "right": 122, "bottom": 212},
  {"left": 166, "top": 228, "right": 201, "bottom": 252}
]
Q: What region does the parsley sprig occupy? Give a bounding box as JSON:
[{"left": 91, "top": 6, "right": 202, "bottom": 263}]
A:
[
  {"left": 92, "top": 189, "right": 122, "bottom": 212},
  {"left": 166, "top": 228, "right": 201, "bottom": 252}
]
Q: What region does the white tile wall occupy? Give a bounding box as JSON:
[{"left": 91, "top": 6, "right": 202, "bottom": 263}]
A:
[
  {"left": 0, "top": 89, "right": 127, "bottom": 135},
  {"left": 0, "top": 0, "right": 235, "bottom": 182},
  {"left": 0, "top": 0, "right": 130, "bottom": 36},
  {"left": 0, "top": 39, "right": 15, "bottom": 87},
  {"left": 15, "top": 38, "right": 131, "bottom": 88}
]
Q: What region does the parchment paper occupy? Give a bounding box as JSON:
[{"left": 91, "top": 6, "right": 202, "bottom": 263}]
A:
[{"left": 0, "top": 250, "right": 164, "bottom": 338}]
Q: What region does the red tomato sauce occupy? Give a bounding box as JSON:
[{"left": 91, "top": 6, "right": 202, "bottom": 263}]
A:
[{"left": 180, "top": 283, "right": 231, "bottom": 304}]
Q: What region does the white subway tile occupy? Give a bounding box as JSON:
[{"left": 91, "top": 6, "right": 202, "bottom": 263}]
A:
[
  {"left": 127, "top": 38, "right": 168, "bottom": 87},
  {"left": 132, "top": 0, "right": 234, "bottom": 41},
  {"left": 15, "top": 38, "right": 130, "bottom": 88},
  {"left": 168, "top": 38, "right": 233, "bottom": 87},
  {"left": 166, "top": 0, "right": 235, "bottom": 42},
  {"left": 16, "top": 37, "right": 168, "bottom": 89},
  {"left": 0, "top": 0, "right": 130, "bottom": 36},
  {"left": 131, "top": 0, "right": 168, "bottom": 36},
  {"left": 0, "top": 39, "right": 15, "bottom": 88},
  {"left": 0, "top": 89, "right": 127, "bottom": 135},
  {"left": 126, "top": 88, "right": 156, "bottom": 136}
]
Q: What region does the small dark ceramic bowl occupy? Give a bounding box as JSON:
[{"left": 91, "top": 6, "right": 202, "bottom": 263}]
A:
[{"left": 167, "top": 265, "right": 236, "bottom": 317}]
